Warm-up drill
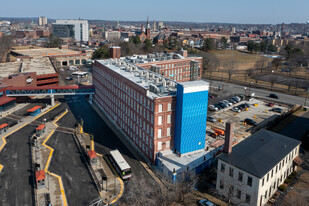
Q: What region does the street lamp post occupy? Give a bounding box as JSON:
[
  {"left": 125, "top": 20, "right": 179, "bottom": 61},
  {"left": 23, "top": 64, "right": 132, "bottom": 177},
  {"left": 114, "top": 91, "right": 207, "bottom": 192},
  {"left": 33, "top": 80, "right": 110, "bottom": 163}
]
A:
[{"left": 304, "top": 88, "right": 309, "bottom": 106}]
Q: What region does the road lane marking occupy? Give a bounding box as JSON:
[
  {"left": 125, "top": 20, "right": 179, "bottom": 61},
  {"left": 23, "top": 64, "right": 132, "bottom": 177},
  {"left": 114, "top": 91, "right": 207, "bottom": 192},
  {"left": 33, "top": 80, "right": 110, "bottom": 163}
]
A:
[
  {"left": 0, "top": 103, "right": 60, "bottom": 174},
  {"left": 41, "top": 109, "right": 69, "bottom": 206},
  {"left": 103, "top": 155, "right": 124, "bottom": 204}
]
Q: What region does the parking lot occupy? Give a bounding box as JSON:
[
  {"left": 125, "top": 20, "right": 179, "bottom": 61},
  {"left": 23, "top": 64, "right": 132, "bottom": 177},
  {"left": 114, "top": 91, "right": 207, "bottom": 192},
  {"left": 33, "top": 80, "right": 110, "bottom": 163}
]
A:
[
  {"left": 57, "top": 65, "right": 92, "bottom": 86},
  {"left": 206, "top": 96, "right": 291, "bottom": 148}
]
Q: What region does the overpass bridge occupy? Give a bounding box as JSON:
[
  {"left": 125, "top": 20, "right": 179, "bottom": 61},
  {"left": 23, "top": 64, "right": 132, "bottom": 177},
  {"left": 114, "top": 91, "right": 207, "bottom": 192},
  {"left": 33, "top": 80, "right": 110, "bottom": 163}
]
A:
[{"left": 5, "top": 85, "right": 95, "bottom": 105}]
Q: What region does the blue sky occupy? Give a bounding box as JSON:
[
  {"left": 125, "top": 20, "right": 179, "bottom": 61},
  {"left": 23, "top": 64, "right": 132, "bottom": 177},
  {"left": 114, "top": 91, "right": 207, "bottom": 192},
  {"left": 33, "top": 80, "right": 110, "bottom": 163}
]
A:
[{"left": 1, "top": 0, "right": 308, "bottom": 24}]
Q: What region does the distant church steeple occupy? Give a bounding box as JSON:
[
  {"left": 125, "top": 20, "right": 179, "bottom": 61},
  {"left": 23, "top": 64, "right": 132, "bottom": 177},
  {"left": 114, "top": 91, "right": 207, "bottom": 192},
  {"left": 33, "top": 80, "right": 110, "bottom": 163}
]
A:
[{"left": 145, "top": 16, "right": 151, "bottom": 40}]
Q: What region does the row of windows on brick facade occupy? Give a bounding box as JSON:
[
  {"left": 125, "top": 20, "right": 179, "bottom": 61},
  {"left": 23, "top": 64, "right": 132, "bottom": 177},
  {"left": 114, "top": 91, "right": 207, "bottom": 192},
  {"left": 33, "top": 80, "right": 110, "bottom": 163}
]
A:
[
  {"left": 94, "top": 73, "right": 154, "bottom": 125},
  {"left": 261, "top": 147, "right": 298, "bottom": 186},
  {"left": 95, "top": 88, "right": 154, "bottom": 145},
  {"left": 94, "top": 94, "right": 155, "bottom": 159},
  {"left": 219, "top": 180, "right": 251, "bottom": 204},
  {"left": 95, "top": 75, "right": 174, "bottom": 141},
  {"left": 95, "top": 69, "right": 154, "bottom": 111}
]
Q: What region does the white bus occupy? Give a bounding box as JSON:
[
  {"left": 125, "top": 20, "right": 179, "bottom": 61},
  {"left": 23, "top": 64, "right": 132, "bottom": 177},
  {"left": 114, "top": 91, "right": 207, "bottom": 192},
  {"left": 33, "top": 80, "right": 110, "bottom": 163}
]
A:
[{"left": 109, "top": 149, "right": 132, "bottom": 181}]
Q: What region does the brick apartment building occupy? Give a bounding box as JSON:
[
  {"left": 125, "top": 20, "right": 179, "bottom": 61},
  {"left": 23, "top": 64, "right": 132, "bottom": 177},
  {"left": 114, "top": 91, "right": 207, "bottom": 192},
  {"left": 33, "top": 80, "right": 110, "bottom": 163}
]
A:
[
  {"left": 93, "top": 56, "right": 209, "bottom": 162},
  {"left": 123, "top": 51, "right": 203, "bottom": 83}
]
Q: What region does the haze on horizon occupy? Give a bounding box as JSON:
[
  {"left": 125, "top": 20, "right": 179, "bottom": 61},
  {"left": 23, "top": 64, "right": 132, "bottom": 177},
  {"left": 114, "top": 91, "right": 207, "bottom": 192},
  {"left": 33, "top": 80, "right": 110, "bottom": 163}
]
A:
[{"left": 1, "top": 0, "right": 308, "bottom": 24}]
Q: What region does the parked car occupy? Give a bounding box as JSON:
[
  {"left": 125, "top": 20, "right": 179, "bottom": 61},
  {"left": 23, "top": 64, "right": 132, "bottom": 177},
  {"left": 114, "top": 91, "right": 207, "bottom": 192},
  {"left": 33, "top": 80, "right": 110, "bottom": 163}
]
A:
[
  {"left": 244, "top": 103, "right": 251, "bottom": 108},
  {"left": 208, "top": 95, "right": 215, "bottom": 99},
  {"left": 230, "top": 106, "right": 241, "bottom": 113},
  {"left": 207, "top": 116, "right": 217, "bottom": 123},
  {"left": 269, "top": 94, "right": 279, "bottom": 99},
  {"left": 233, "top": 96, "right": 241, "bottom": 102},
  {"left": 218, "top": 103, "right": 227, "bottom": 108},
  {"left": 239, "top": 95, "right": 245, "bottom": 100},
  {"left": 223, "top": 100, "right": 233, "bottom": 106},
  {"left": 218, "top": 101, "right": 228, "bottom": 108},
  {"left": 199, "top": 199, "right": 215, "bottom": 206},
  {"left": 208, "top": 105, "right": 218, "bottom": 111},
  {"left": 271, "top": 108, "right": 283, "bottom": 113},
  {"left": 214, "top": 104, "right": 223, "bottom": 110},
  {"left": 65, "top": 76, "right": 73, "bottom": 80},
  {"left": 229, "top": 98, "right": 237, "bottom": 104},
  {"left": 244, "top": 118, "right": 257, "bottom": 126},
  {"left": 267, "top": 102, "right": 275, "bottom": 107}
]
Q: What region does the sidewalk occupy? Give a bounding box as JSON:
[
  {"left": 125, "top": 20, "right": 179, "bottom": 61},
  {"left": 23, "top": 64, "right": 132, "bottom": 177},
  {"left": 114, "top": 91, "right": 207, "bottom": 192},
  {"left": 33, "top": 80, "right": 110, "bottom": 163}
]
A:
[
  {"left": 75, "top": 125, "right": 123, "bottom": 204},
  {"left": 32, "top": 122, "right": 63, "bottom": 206}
]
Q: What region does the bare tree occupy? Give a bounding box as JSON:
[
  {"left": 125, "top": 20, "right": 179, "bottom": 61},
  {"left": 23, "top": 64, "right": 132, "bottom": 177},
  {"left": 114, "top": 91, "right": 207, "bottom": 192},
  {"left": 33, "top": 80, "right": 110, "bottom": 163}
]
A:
[
  {"left": 250, "top": 69, "right": 260, "bottom": 85},
  {"left": 255, "top": 57, "right": 268, "bottom": 73},
  {"left": 269, "top": 75, "right": 278, "bottom": 90},
  {"left": 272, "top": 58, "right": 282, "bottom": 71},
  {"left": 245, "top": 68, "right": 254, "bottom": 82},
  {"left": 202, "top": 52, "right": 220, "bottom": 77},
  {"left": 225, "top": 56, "right": 238, "bottom": 81}
]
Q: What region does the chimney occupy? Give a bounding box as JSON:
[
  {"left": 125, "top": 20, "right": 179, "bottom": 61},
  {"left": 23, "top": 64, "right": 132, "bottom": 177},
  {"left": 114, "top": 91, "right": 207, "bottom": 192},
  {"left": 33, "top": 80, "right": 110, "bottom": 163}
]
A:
[{"left": 223, "top": 122, "right": 233, "bottom": 154}]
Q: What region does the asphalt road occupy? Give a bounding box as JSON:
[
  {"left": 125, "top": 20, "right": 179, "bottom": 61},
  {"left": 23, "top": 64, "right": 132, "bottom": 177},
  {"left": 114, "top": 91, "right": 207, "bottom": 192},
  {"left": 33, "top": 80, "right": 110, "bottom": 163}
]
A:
[
  {"left": 206, "top": 79, "right": 309, "bottom": 106},
  {"left": 0, "top": 124, "right": 36, "bottom": 206},
  {"left": 13, "top": 103, "right": 46, "bottom": 117},
  {"left": 0, "top": 117, "right": 18, "bottom": 127},
  {"left": 47, "top": 131, "right": 100, "bottom": 206},
  {"left": 65, "top": 96, "right": 159, "bottom": 205}
]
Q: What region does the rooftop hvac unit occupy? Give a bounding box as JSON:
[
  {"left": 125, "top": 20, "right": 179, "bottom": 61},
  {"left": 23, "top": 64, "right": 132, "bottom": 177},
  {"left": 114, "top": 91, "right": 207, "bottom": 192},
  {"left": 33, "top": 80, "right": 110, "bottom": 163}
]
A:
[
  {"left": 162, "top": 79, "right": 167, "bottom": 87},
  {"left": 159, "top": 86, "right": 167, "bottom": 93},
  {"left": 149, "top": 84, "right": 159, "bottom": 93},
  {"left": 155, "top": 78, "right": 160, "bottom": 84}
]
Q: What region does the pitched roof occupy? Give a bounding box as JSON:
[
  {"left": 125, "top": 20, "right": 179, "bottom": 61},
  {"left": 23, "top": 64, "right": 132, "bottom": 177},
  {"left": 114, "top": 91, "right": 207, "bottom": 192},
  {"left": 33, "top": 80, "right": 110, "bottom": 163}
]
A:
[
  {"left": 27, "top": 106, "right": 42, "bottom": 112},
  {"left": 35, "top": 170, "right": 45, "bottom": 181},
  {"left": 36, "top": 124, "right": 45, "bottom": 131},
  {"left": 218, "top": 129, "right": 300, "bottom": 178},
  {"left": 87, "top": 150, "right": 97, "bottom": 159},
  {"left": 0, "top": 123, "right": 8, "bottom": 129},
  {"left": 0, "top": 97, "right": 16, "bottom": 106}
]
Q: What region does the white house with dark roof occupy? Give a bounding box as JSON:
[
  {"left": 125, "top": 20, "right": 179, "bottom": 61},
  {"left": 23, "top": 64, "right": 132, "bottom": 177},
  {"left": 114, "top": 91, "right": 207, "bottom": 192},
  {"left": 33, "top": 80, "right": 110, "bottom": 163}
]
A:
[{"left": 216, "top": 128, "right": 301, "bottom": 206}]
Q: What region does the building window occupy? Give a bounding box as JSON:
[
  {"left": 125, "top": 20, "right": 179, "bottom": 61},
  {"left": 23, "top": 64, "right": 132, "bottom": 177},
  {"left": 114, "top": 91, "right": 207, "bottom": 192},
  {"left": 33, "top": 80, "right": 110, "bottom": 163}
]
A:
[
  {"left": 237, "top": 189, "right": 241, "bottom": 199},
  {"left": 220, "top": 163, "right": 225, "bottom": 173},
  {"left": 271, "top": 169, "right": 273, "bottom": 178},
  {"left": 219, "top": 180, "right": 224, "bottom": 189},
  {"left": 167, "top": 115, "right": 171, "bottom": 124},
  {"left": 238, "top": 172, "right": 243, "bottom": 182},
  {"left": 158, "top": 129, "right": 162, "bottom": 138},
  {"left": 158, "top": 141, "right": 162, "bottom": 150},
  {"left": 168, "top": 103, "right": 172, "bottom": 111},
  {"left": 267, "top": 173, "right": 269, "bottom": 182},
  {"left": 229, "top": 167, "right": 234, "bottom": 177},
  {"left": 167, "top": 127, "right": 171, "bottom": 136},
  {"left": 265, "top": 190, "right": 267, "bottom": 198},
  {"left": 158, "top": 116, "right": 162, "bottom": 125},
  {"left": 166, "top": 140, "right": 170, "bottom": 148},
  {"left": 158, "top": 104, "right": 163, "bottom": 112},
  {"left": 245, "top": 194, "right": 251, "bottom": 204},
  {"left": 247, "top": 176, "right": 252, "bottom": 187},
  {"left": 262, "top": 177, "right": 264, "bottom": 186}
]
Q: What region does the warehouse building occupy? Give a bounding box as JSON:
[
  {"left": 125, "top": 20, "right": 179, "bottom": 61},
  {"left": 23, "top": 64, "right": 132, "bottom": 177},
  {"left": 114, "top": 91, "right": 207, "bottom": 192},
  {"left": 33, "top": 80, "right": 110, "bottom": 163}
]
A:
[{"left": 93, "top": 57, "right": 209, "bottom": 163}]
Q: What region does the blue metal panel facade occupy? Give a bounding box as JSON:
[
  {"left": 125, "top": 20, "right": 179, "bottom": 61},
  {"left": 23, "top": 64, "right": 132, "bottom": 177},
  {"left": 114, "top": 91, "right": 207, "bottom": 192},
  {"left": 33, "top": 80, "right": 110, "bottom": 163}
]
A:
[{"left": 174, "top": 84, "right": 208, "bottom": 154}]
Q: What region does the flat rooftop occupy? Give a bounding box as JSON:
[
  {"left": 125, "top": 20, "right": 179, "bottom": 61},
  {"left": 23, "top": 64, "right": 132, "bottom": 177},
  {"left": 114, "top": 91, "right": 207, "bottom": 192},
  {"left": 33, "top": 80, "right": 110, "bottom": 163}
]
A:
[
  {"left": 96, "top": 59, "right": 178, "bottom": 99},
  {"left": 11, "top": 48, "right": 77, "bottom": 58},
  {"left": 0, "top": 62, "right": 21, "bottom": 79}
]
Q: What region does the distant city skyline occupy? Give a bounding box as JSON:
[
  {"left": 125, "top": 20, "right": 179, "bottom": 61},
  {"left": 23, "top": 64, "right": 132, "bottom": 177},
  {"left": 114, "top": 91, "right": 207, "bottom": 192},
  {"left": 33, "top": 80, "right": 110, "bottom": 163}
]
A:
[{"left": 1, "top": 0, "right": 308, "bottom": 24}]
